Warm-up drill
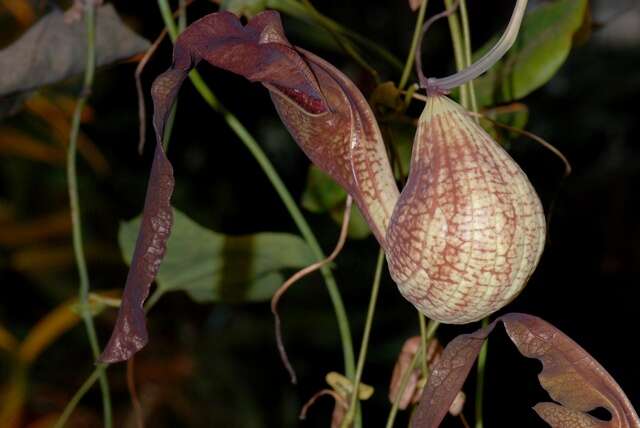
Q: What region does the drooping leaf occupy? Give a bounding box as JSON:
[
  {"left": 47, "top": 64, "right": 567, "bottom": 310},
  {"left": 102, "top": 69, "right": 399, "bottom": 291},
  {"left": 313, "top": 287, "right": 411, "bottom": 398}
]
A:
[
  {"left": 151, "top": 10, "right": 398, "bottom": 246},
  {"left": 0, "top": 4, "right": 149, "bottom": 97},
  {"left": 99, "top": 142, "right": 174, "bottom": 364},
  {"left": 118, "top": 208, "right": 315, "bottom": 303},
  {"left": 412, "top": 313, "right": 640, "bottom": 428},
  {"left": 474, "top": 0, "right": 589, "bottom": 107}
]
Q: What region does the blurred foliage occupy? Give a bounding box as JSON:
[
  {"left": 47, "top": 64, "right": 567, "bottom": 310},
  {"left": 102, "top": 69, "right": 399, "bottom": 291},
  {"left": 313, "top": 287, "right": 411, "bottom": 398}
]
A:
[
  {"left": 119, "top": 208, "right": 315, "bottom": 303},
  {"left": 473, "top": 0, "right": 589, "bottom": 107},
  {"left": 0, "top": 0, "right": 639, "bottom": 426}
]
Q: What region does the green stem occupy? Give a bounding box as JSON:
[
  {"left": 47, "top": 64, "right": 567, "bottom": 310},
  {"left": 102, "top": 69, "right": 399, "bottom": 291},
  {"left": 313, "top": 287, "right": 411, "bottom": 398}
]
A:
[
  {"left": 158, "top": 0, "right": 356, "bottom": 380},
  {"left": 162, "top": 102, "right": 177, "bottom": 150},
  {"left": 157, "top": 0, "right": 178, "bottom": 37},
  {"left": 54, "top": 364, "right": 107, "bottom": 428},
  {"left": 418, "top": 313, "right": 428, "bottom": 379},
  {"left": 67, "top": 4, "right": 111, "bottom": 427},
  {"left": 178, "top": 0, "right": 186, "bottom": 30},
  {"left": 160, "top": 0, "right": 186, "bottom": 152},
  {"left": 399, "top": 0, "right": 429, "bottom": 90},
  {"left": 53, "top": 287, "right": 167, "bottom": 427},
  {"left": 386, "top": 342, "right": 421, "bottom": 428},
  {"left": 443, "top": 0, "right": 469, "bottom": 107},
  {"left": 341, "top": 249, "right": 385, "bottom": 428},
  {"left": 475, "top": 317, "right": 489, "bottom": 428},
  {"left": 458, "top": 0, "right": 479, "bottom": 117}
]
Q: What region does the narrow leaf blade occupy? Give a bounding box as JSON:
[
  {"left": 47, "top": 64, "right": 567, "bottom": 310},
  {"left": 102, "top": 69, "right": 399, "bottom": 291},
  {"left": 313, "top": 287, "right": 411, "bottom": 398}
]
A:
[
  {"left": 411, "top": 321, "right": 497, "bottom": 427},
  {"left": 98, "top": 143, "right": 174, "bottom": 363}
]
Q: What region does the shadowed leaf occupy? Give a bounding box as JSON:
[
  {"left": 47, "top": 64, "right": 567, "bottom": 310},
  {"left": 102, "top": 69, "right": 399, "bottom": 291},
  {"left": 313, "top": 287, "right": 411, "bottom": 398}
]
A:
[
  {"left": 412, "top": 313, "right": 640, "bottom": 428},
  {"left": 118, "top": 208, "right": 315, "bottom": 303},
  {"left": 0, "top": 4, "right": 149, "bottom": 97},
  {"left": 301, "top": 165, "right": 347, "bottom": 214},
  {"left": 302, "top": 165, "right": 371, "bottom": 239}
]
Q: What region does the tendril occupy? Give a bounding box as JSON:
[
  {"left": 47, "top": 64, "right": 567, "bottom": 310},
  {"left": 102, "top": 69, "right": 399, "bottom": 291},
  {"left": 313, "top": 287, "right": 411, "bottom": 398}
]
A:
[{"left": 271, "top": 196, "right": 353, "bottom": 384}]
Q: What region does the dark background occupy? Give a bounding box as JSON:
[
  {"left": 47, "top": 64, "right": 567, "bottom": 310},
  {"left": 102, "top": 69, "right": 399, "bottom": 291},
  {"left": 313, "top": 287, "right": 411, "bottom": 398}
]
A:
[{"left": 1, "top": 0, "right": 639, "bottom": 426}]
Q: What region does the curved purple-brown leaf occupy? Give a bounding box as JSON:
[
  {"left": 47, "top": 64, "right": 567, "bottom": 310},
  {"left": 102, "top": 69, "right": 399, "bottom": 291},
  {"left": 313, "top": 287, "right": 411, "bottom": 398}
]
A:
[
  {"left": 412, "top": 319, "right": 498, "bottom": 427},
  {"left": 99, "top": 47, "right": 178, "bottom": 364},
  {"left": 503, "top": 313, "right": 640, "bottom": 428},
  {"left": 412, "top": 313, "right": 640, "bottom": 428},
  {"left": 98, "top": 142, "right": 173, "bottom": 363}
]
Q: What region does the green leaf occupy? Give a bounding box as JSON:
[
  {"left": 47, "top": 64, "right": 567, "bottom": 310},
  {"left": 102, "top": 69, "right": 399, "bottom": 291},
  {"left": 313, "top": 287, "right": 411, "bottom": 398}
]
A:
[
  {"left": 301, "top": 165, "right": 372, "bottom": 239},
  {"left": 329, "top": 203, "right": 371, "bottom": 240},
  {"left": 219, "top": 0, "right": 268, "bottom": 18},
  {"left": 118, "top": 208, "right": 315, "bottom": 303},
  {"left": 474, "top": 0, "right": 589, "bottom": 107},
  {"left": 301, "top": 165, "right": 347, "bottom": 213}
]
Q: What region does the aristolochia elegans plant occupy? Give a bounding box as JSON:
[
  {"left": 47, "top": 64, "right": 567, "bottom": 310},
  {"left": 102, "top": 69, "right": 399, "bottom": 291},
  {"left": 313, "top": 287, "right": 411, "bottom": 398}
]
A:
[
  {"left": 94, "top": 2, "right": 640, "bottom": 427},
  {"left": 99, "top": 0, "right": 536, "bottom": 360}
]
